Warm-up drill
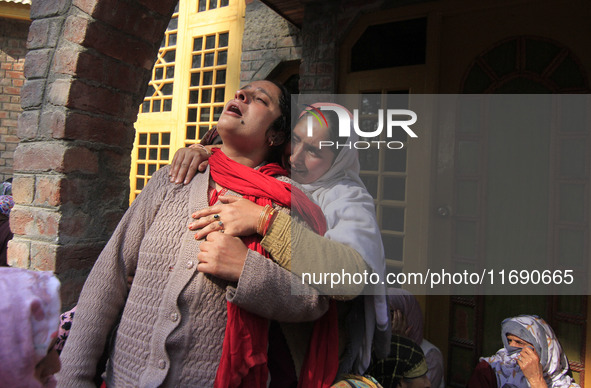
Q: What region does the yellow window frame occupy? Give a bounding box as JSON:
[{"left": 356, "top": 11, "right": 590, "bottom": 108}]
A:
[{"left": 130, "top": 0, "right": 244, "bottom": 203}]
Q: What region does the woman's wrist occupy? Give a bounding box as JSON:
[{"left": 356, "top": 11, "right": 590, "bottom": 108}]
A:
[
  {"left": 524, "top": 370, "right": 546, "bottom": 388},
  {"left": 528, "top": 378, "right": 546, "bottom": 388},
  {"left": 256, "top": 205, "right": 277, "bottom": 236},
  {"left": 263, "top": 208, "right": 277, "bottom": 235},
  {"left": 189, "top": 143, "right": 211, "bottom": 156}
]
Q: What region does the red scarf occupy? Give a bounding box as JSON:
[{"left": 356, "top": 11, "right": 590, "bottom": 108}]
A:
[{"left": 209, "top": 149, "right": 338, "bottom": 388}]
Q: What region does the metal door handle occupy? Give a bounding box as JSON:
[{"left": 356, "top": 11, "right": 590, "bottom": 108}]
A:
[{"left": 437, "top": 205, "right": 450, "bottom": 217}]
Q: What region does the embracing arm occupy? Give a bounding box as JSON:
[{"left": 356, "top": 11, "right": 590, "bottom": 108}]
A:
[
  {"left": 56, "top": 168, "right": 170, "bottom": 388},
  {"left": 190, "top": 197, "right": 369, "bottom": 298},
  {"left": 169, "top": 144, "right": 219, "bottom": 184},
  {"left": 262, "top": 211, "right": 369, "bottom": 297}
]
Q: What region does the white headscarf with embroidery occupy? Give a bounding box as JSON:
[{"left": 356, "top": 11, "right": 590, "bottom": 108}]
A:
[{"left": 482, "top": 315, "right": 579, "bottom": 388}]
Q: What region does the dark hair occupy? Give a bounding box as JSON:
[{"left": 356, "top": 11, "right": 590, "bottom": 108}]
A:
[
  {"left": 199, "top": 126, "right": 222, "bottom": 146},
  {"left": 266, "top": 80, "right": 291, "bottom": 165}
]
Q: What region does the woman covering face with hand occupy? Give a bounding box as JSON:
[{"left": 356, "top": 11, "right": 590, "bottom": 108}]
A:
[
  {"left": 468, "top": 315, "right": 579, "bottom": 388},
  {"left": 58, "top": 81, "right": 335, "bottom": 388}
]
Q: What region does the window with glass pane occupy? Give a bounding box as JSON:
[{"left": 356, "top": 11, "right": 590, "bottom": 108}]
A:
[
  {"left": 139, "top": 9, "right": 178, "bottom": 113},
  {"left": 358, "top": 91, "right": 410, "bottom": 265},
  {"left": 351, "top": 18, "right": 427, "bottom": 72},
  {"left": 185, "top": 32, "right": 229, "bottom": 144},
  {"left": 132, "top": 132, "right": 171, "bottom": 200},
  {"left": 198, "top": 0, "right": 229, "bottom": 12}
]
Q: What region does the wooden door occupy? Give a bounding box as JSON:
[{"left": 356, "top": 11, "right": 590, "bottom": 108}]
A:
[{"left": 339, "top": 1, "right": 591, "bottom": 386}]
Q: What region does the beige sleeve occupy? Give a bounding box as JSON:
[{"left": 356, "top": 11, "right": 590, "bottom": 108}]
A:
[
  {"left": 261, "top": 211, "right": 292, "bottom": 269},
  {"left": 261, "top": 211, "right": 370, "bottom": 297}
]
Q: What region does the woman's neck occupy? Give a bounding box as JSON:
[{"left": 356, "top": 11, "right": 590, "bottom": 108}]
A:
[{"left": 220, "top": 145, "right": 267, "bottom": 168}]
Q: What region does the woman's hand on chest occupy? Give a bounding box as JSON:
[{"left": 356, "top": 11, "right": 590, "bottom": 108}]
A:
[{"left": 197, "top": 231, "right": 249, "bottom": 282}]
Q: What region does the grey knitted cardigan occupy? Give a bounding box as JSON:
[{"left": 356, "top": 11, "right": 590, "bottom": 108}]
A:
[{"left": 57, "top": 166, "right": 329, "bottom": 388}]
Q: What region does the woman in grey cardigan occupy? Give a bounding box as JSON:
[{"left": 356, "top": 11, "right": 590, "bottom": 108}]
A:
[{"left": 57, "top": 80, "right": 330, "bottom": 388}]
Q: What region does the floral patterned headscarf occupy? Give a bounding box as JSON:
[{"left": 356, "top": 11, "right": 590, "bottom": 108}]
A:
[
  {"left": 0, "top": 268, "right": 61, "bottom": 388},
  {"left": 482, "top": 315, "right": 579, "bottom": 388},
  {"left": 0, "top": 195, "right": 14, "bottom": 217}
]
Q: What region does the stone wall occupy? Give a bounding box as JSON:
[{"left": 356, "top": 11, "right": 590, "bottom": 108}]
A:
[
  {"left": 241, "top": 0, "right": 301, "bottom": 85},
  {"left": 11, "top": 0, "right": 427, "bottom": 307},
  {"left": 298, "top": 0, "right": 390, "bottom": 93},
  {"left": 11, "top": 0, "right": 177, "bottom": 307},
  {"left": 298, "top": 0, "right": 429, "bottom": 93},
  {"left": 243, "top": 0, "right": 413, "bottom": 93},
  {"left": 0, "top": 18, "right": 30, "bottom": 182}
]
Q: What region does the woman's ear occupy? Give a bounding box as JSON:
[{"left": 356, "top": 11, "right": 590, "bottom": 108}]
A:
[
  {"left": 268, "top": 132, "right": 286, "bottom": 147},
  {"left": 267, "top": 131, "right": 285, "bottom": 147}
]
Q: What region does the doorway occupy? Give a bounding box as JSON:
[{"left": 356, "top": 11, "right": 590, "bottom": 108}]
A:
[{"left": 339, "top": 1, "right": 591, "bottom": 385}]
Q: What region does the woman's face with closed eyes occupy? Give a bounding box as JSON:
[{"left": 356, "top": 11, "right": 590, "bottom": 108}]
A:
[{"left": 217, "top": 80, "right": 283, "bottom": 152}]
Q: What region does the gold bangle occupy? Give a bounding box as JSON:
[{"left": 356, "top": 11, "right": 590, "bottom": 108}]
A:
[
  {"left": 257, "top": 205, "right": 272, "bottom": 235},
  {"left": 256, "top": 205, "right": 267, "bottom": 235},
  {"left": 262, "top": 208, "right": 276, "bottom": 236},
  {"left": 190, "top": 143, "right": 211, "bottom": 155}
]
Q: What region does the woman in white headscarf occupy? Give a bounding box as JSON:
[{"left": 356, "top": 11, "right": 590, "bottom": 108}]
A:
[
  {"left": 467, "top": 314, "right": 579, "bottom": 388},
  {"left": 178, "top": 103, "right": 390, "bottom": 377},
  {"left": 288, "top": 103, "right": 390, "bottom": 374},
  {"left": 0, "top": 267, "right": 61, "bottom": 388}
]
